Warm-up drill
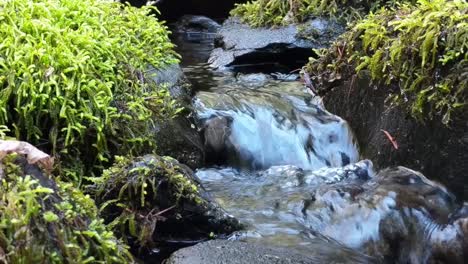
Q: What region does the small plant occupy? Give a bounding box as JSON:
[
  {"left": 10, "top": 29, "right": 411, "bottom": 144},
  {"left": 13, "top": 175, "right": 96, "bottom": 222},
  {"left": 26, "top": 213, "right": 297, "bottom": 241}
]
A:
[
  {"left": 0, "top": 0, "right": 181, "bottom": 180},
  {"left": 306, "top": 0, "right": 468, "bottom": 124}
]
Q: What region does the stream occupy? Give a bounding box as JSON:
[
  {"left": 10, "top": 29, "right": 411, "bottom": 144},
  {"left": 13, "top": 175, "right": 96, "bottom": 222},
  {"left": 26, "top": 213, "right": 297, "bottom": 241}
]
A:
[{"left": 169, "top": 25, "right": 464, "bottom": 263}]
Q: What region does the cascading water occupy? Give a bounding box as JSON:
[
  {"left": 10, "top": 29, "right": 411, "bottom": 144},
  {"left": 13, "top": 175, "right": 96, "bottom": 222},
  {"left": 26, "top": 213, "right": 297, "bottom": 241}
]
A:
[
  {"left": 194, "top": 82, "right": 359, "bottom": 170},
  {"left": 172, "top": 26, "right": 465, "bottom": 263}
]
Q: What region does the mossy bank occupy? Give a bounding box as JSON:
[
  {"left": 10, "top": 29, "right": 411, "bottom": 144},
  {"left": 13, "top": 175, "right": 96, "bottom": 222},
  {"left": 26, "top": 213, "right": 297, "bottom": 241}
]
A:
[
  {"left": 230, "top": 0, "right": 416, "bottom": 27},
  {"left": 305, "top": 0, "right": 467, "bottom": 198},
  {"left": 0, "top": 0, "right": 181, "bottom": 180},
  {"left": 0, "top": 144, "right": 133, "bottom": 263}
]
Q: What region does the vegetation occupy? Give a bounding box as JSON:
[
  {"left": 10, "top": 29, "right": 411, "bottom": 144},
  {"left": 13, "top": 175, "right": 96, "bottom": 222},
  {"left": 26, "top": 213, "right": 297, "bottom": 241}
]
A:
[
  {"left": 230, "top": 0, "right": 414, "bottom": 27},
  {"left": 0, "top": 146, "right": 133, "bottom": 263},
  {"left": 89, "top": 155, "right": 201, "bottom": 249},
  {"left": 306, "top": 0, "right": 467, "bottom": 124},
  {"left": 0, "top": 0, "right": 181, "bottom": 181}
]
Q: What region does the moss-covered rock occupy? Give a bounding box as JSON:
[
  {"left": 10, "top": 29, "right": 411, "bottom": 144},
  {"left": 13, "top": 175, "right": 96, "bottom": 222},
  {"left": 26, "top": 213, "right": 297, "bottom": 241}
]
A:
[
  {"left": 0, "top": 151, "right": 133, "bottom": 263},
  {"left": 304, "top": 0, "right": 468, "bottom": 199},
  {"left": 230, "top": 0, "right": 414, "bottom": 27},
  {"left": 0, "top": 0, "right": 181, "bottom": 180},
  {"left": 306, "top": 0, "right": 467, "bottom": 124},
  {"left": 89, "top": 155, "right": 242, "bottom": 256}
]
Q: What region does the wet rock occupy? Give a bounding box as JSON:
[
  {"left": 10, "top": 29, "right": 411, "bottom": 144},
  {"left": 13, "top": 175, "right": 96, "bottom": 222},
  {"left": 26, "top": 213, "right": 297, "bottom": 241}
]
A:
[
  {"left": 174, "top": 15, "right": 221, "bottom": 33},
  {"left": 148, "top": 63, "right": 191, "bottom": 102},
  {"left": 147, "top": 63, "right": 205, "bottom": 169},
  {"left": 208, "top": 17, "right": 344, "bottom": 70},
  {"left": 92, "top": 155, "right": 242, "bottom": 258},
  {"left": 165, "top": 240, "right": 372, "bottom": 264},
  {"left": 203, "top": 116, "right": 232, "bottom": 157},
  {"left": 318, "top": 72, "right": 468, "bottom": 200},
  {"left": 236, "top": 73, "right": 272, "bottom": 87},
  {"left": 300, "top": 166, "right": 463, "bottom": 263},
  {"left": 154, "top": 115, "right": 205, "bottom": 169},
  {"left": 259, "top": 160, "right": 373, "bottom": 188}
]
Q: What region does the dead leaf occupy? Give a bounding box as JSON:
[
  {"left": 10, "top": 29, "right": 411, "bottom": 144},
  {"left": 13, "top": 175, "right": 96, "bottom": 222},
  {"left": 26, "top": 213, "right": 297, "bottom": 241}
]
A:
[
  {"left": 381, "top": 129, "right": 399, "bottom": 150},
  {"left": 0, "top": 140, "right": 54, "bottom": 171}
]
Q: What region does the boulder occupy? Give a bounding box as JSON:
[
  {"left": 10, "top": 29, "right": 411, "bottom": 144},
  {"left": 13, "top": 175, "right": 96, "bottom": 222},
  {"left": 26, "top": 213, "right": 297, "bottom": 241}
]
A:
[
  {"left": 300, "top": 166, "right": 464, "bottom": 263},
  {"left": 165, "top": 240, "right": 373, "bottom": 264},
  {"left": 208, "top": 18, "right": 344, "bottom": 70},
  {"left": 317, "top": 72, "right": 468, "bottom": 200},
  {"left": 91, "top": 155, "right": 242, "bottom": 258}
]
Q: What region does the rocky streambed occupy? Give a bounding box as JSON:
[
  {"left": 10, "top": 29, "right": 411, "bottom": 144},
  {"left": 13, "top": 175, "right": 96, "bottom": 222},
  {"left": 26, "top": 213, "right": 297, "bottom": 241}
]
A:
[{"left": 162, "top": 16, "right": 468, "bottom": 264}]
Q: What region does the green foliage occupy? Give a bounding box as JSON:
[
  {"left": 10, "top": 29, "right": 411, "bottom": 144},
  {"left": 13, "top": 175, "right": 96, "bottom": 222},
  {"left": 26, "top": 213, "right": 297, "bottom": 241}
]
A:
[
  {"left": 306, "top": 0, "right": 468, "bottom": 124},
  {"left": 0, "top": 0, "right": 181, "bottom": 180},
  {"left": 0, "top": 154, "right": 133, "bottom": 263},
  {"left": 230, "top": 0, "right": 413, "bottom": 27},
  {"left": 89, "top": 155, "right": 201, "bottom": 249}
]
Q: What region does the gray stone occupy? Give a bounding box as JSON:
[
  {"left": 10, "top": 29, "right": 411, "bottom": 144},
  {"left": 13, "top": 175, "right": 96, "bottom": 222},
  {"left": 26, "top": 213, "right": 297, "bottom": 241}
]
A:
[
  {"left": 174, "top": 15, "right": 221, "bottom": 33},
  {"left": 208, "top": 18, "right": 344, "bottom": 69},
  {"left": 165, "top": 240, "right": 373, "bottom": 264}
]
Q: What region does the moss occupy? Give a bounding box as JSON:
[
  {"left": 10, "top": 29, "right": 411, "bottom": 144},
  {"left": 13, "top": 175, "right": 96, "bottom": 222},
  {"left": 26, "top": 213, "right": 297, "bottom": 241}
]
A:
[
  {"left": 0, "top": 153, "right": 133, "bottom": 263},
  {"left": 0, "top": 0, "right": 182, "bottom": 181},
  {"left": 89, "top": 155, "right": 201, "bottom": 249},
  {"left": 305, "top": 0, "right": 468, "bottom": 125},
  {"left": 230, "top": 0, "right": 414, "bottom": 27}
]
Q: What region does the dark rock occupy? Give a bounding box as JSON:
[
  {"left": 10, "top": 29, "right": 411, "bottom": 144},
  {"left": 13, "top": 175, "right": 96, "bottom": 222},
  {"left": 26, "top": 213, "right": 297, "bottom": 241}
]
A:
[
  {"left": 302, "top": 166, "right": 464, "bottom": 263},
  {"left": 154, "top": 115, "right": 205, "bottom": 169},
  {"left": 148, "top": 63, "right": 191, "bottom": 102},
  {"left": 165, "top": 240, "right": 374, "bottom": 264},
  {"left": 92, "top": 155, "right": 242, "bottom": 259},
  {"left": 154, "top": 0, "right": 249, "bottom": 21},
  {"left": 317, "top": 72, "right": 468, "bottom": 200},
  {"left": 147, "top": 63, "right": 205, "bottom": 169},
  {"left": 174, "top": 15, "right": 221, "bottom": 33},
  {"left": 208, "top": 18, "right": 344, "bottom": 71},
  {"left": 202, "top": 116, "right": 233, "bottom": 164}
]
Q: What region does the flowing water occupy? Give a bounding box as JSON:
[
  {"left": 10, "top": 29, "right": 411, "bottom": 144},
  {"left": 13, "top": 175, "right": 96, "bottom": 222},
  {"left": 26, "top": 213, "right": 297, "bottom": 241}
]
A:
[{"left": 171, "top": 29, "right": 464, "bottom": 263}]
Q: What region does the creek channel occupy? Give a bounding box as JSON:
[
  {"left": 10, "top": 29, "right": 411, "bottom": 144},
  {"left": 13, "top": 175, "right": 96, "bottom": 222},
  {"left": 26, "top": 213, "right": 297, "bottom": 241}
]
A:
[{"left": 168, "top": 25, "right": 462, "bottom": 263}]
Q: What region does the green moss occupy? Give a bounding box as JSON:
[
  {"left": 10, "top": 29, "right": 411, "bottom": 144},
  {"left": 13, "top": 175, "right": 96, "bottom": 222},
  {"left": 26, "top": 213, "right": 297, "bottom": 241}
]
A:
[
  {"left": 89, "top": 155, "right": 201, "bottom": 249},
  {"left": 0, "top": 0, "right": 181, "bottom": 180},
  {"left": 306, "top": 0, "right": 467, "bottom": 124},
  {"left": 230, "top": 0, "right": 413, "bottom": 27},
  {"left": 0, "top": 153, "right": 133, "bottom": 263}
]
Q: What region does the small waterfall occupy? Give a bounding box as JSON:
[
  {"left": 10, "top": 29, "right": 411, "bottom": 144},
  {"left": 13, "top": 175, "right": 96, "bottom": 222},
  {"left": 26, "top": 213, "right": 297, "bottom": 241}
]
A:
[{"left": 195, "top": 81, "right": 359, "bottom": 170}]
